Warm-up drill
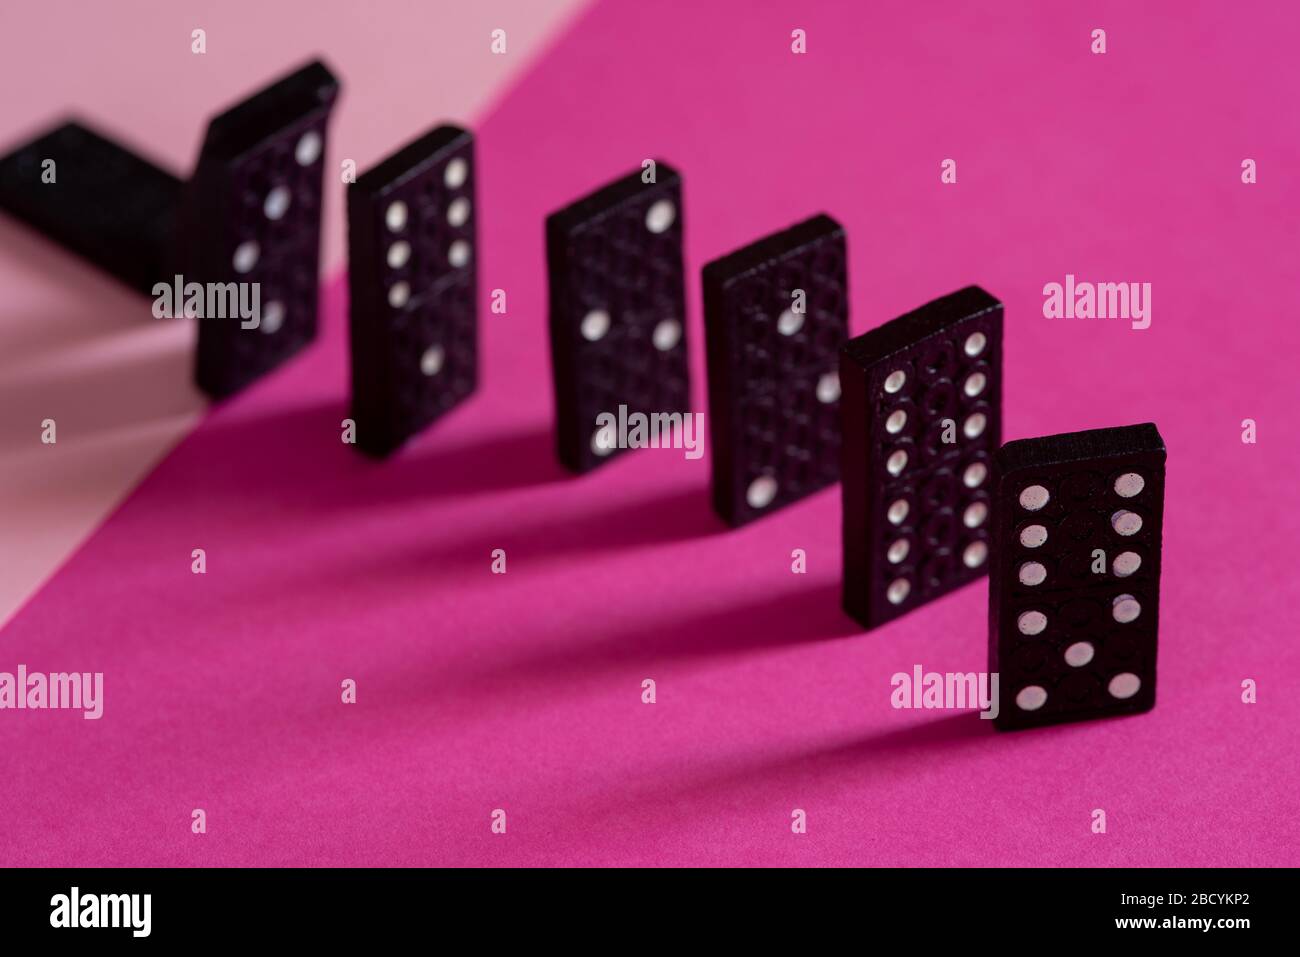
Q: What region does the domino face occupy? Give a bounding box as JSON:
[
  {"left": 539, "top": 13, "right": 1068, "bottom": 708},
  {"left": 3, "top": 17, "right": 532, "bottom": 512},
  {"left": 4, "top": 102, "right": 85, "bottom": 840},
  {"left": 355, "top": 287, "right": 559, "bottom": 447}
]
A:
[
  {"left": 989, "top": 423, "right": 1166, "bottom": 731},
  {"left": 348, "top": 125, "right": 477, "bottom": 457},
  {"left": 0, "top": 121, "right": 182, "bottom": 294},
  {"left": 189, "top": 60, "right": 340, "bottom": 399},
  {"left": 702, "top": 214, "right": 847, "bottom": 527},
  {"left": 546, "top": 162, "right": 689, "bottom": 474},
  {"left": 840, "top": 286, "right": 1003, "bottom": 629}
]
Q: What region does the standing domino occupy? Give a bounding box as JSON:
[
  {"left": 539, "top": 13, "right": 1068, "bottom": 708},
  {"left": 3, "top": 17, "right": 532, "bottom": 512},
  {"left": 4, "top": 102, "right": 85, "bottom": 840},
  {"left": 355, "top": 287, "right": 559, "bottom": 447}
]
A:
[
  {"left": 187, "top": 60, "right": 340, "bottom": 399},
  {"left": 840, "top": 286, "right": 1003, "bottom": 629},
  {"left": 0, "top": 56, "right": 339, "bottom": 402},
  {"left": 702, "top": 214, "right": 848, "bottom": 527},
  {"left": 989, "top": 423, "right": 1166, "bottom": 730},
  {"left": 348, "top": 125, "right": 478, "bottom": 457},
  {"left": 545, "top": 161, "right": 690, "bottom": 474}
]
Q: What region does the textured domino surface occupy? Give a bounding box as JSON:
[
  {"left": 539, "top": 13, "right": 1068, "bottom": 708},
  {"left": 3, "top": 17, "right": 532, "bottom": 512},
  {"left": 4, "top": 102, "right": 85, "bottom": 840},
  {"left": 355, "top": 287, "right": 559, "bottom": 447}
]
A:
[
  {"left": 545, "top": 162, "right": 690, "bottom": 473},
  {"left": 190, "top": 60, "right": 340, "bottom": 399},
  {"left": 0, "top": 121, "right": 182, "bottom": 294},
  {"left": 840, "top": 286, "right": 1003, "bottom": 629},
  {"left": 702, "top": 214, "right": 847, "bottom": 527},
  {"left": 348, "top": 125, "right": 478, "bottom": 457},
  {"left": 990, "top": 423, "right": 1167, "bottom": 730}
]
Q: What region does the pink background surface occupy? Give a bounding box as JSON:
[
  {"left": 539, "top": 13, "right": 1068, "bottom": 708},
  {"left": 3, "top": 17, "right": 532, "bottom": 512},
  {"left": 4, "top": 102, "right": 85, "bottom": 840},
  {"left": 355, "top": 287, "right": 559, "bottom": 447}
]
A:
[
  {"left": 2, "top": 0, "right": 1298, "bottom": 866},
  {"left": 0, "top": 0, "right": 588, "bottom": 628}
]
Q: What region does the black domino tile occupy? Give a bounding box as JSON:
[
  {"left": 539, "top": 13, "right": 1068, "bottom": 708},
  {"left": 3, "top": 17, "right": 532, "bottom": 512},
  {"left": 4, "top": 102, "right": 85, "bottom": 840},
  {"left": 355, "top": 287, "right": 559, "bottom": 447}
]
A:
[
  {"left": 840, "top": 285, "right": 1003, "bottom": 630},
  {"left": 989, "top": 423, "right": 1167, "bottom": 730},
  {"left": 347, "top": 125, "right": 478, "bottom": 457},
  {"left": 0, "top": 120, "right": 182, "bottom": 295},
  {"left": 702, "top": 214, "right": 848, "bottom": 527},
  {"left": 188, "top": 59, "right": 340, "bottom": 399},
  {"left": 545, "top": 162, "right": 690, "bottom": 474}
]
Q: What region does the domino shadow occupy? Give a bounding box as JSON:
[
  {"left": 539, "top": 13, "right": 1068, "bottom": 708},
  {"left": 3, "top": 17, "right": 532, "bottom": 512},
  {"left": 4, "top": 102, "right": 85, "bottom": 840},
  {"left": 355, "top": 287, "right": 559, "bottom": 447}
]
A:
[
  {"left": 0, "top": 217, "right": 203, "bottom": 456},
  {"left": 257, "top": 477, "right": 725, "bottom": 612},
  {"left": 612, "top": 712, "right": 994, "bottom": 819},
  {"left": 352, "top": 418, "right": 567, "bottom": 501},
  {"left": 0, "top": 217, "right": 156, "bottom": 368},
  {"left": 414, "top": 479, "right": 722, "bottom": 564},
  {"left": 150, "top": 397, "right": 567, "bottom": 509},
  {"left": 376, "top": 458, "right": 838, "bottom": 576},
  {"left": 515, "top": 578, "right": 858, "bottom": 668},
  {"left": 370, "top": 579, "right": 858, "bottom": 711}
]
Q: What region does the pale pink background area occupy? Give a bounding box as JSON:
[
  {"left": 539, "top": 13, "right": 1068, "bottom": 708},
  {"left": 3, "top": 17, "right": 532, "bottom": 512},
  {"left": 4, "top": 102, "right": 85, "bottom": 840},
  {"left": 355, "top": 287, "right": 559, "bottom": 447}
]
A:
[
  {"left": 2, "top": 0, "right": 1298, "bottom": 866},
  {"left": 0, "top": 0, "right": 589, "bottom": 628}
]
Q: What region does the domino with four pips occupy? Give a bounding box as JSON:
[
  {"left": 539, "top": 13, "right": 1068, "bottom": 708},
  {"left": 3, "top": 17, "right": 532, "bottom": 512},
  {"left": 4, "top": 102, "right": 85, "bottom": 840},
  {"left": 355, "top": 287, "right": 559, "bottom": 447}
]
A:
[
  {"left": 187, "top": 60, "right": 341, "bottom": 399},
  {"left": 701, "top": 214, "right": 849, "bottom": 527},
  {"left": 545, "top": 161, "right": 691, "bottom": 474},
  {"left": 0, "top": 58, "right": 341, "bottom": 400}
]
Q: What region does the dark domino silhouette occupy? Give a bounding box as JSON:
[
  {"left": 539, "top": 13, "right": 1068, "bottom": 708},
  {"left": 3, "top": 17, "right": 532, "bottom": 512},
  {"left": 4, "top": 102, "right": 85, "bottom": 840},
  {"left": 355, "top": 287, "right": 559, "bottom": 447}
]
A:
[
  {"left": 702, "top": 214, "right": 848, "bottom": 527},
  {"left": 545, "top": 162, "right": 690, "bottom": 474},
  {"left": 188, "top": 60, "right": 340, "bottom": 399},
  {"left": 347, "top": 125, "right": 477, "bottom": 457},
  {"left": 989, "top": 423, "right": 1166, "bottom": 730},
  {"left": 840, "top": 286, "right": 1003, "bottom": 629},
  {"left": 0, "top": 121, "right": 182, "bottom": 293},
  {"left": 0, "top": 59, "right": 340, "bottom": 400}
]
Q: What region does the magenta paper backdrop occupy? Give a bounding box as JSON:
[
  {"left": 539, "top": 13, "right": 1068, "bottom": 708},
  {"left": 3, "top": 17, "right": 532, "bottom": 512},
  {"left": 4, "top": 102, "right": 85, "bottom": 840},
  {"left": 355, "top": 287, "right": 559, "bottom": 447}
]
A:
[{"left": 1, "top": 0, "right": 1298, "bottom": 866}]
